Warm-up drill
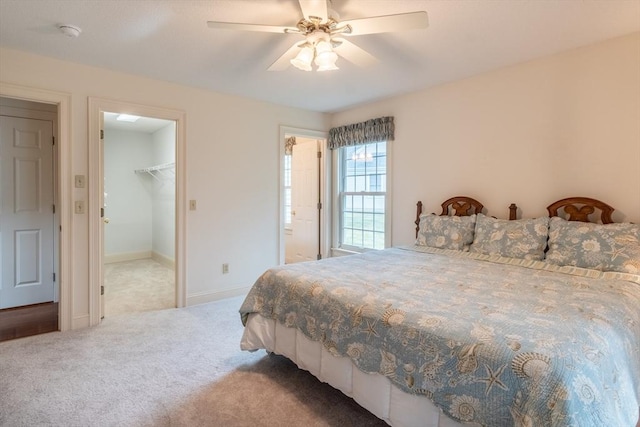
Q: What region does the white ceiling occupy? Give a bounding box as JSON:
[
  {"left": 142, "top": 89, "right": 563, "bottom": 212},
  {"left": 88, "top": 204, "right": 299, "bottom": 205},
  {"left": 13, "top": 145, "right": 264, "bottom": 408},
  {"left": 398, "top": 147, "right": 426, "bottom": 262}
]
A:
[
  {"left": 1, "top": 0, "right": 638, "bottom": 113},
  {"left": 103, "top": 111, "right": 174, "bottom": 133}
]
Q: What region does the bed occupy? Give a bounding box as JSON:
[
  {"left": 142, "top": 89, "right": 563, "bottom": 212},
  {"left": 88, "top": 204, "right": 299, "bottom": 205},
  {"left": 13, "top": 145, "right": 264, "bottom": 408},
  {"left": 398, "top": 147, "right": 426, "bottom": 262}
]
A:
[{"left": 240, "top": 196, "right": 640, "bottom": 426}]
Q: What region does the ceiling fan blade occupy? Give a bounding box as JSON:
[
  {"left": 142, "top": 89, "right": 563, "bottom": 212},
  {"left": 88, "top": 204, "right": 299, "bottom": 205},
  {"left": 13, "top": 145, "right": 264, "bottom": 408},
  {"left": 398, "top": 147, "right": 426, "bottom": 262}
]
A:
[
  {"left": 340, "top": 11, "right": 428, "bottom": 36},
  {"left": 332, "top": 38, "right": 378, "bottom": 67},
  {"left": 267, "top": 41, "right": 304, "bottom": 71},
  {"left": 298, "top": 0, "right": 328, "bottom": 21},
  {"left": 207, "top": 21, "right": 296, "bottom": 34}
]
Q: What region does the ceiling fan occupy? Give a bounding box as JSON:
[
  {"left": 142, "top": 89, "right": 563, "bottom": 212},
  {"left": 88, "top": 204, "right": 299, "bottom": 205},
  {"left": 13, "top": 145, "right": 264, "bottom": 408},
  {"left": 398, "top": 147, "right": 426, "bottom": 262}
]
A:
[{"left": 207, "top": 0, "right": 428, "bottom": 72}]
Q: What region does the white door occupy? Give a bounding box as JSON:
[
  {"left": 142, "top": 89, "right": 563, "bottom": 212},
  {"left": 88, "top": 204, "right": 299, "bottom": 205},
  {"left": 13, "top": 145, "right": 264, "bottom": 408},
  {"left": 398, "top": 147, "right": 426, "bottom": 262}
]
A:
[
  {"left": 0, "top": 116, "right": 55, "bottom": 309},
  {"left": 290, "top": 138, "right": 319, "bottom": 263}
]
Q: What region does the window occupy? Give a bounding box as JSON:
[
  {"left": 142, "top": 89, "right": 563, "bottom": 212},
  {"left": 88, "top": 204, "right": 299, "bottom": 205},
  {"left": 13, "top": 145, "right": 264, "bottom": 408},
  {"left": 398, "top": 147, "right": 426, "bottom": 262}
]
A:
[
  {"left": 338, "top": 141, "right": 387, "bottom": 251},
  {"left": 284, "top": 154, "right": 292, "bottom": 228}
]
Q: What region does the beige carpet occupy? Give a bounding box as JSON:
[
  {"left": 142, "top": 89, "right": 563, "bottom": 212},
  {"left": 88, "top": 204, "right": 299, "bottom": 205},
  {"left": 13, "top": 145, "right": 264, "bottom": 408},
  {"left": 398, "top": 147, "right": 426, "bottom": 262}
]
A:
[
  {"left": 0, "top": 295, "right": 387, "bottom": 426},
  {"left": 104, "top": 258, "right": 175, "bottom": 316}
]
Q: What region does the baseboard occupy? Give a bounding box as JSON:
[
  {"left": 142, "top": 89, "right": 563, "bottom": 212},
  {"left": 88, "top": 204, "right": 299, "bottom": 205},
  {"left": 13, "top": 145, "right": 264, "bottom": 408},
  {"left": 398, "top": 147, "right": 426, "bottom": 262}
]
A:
[
  {"left": 186, "top": 286, "right": 251, "bottom": 306},
  {"left": 72, "top": 314, "right": 90, "bottom": 330},
  {"left": 104, "top": 251, "right": 152, "bottom": 264},
  {"left": 151, "top": 251, "right": 175, "bottom": 270}
]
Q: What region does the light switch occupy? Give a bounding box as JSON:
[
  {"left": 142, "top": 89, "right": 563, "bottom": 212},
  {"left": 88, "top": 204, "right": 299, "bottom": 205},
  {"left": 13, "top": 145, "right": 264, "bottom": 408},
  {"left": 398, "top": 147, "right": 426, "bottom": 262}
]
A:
[
  {"left": 75, "top": 175, "right": 85, "bottom": 188},
  {"left": 189, "top": 200, "right": 196, "bottom": 211},
  {"left": 74, "top": 200, "right": 85, "bottom": 214}
]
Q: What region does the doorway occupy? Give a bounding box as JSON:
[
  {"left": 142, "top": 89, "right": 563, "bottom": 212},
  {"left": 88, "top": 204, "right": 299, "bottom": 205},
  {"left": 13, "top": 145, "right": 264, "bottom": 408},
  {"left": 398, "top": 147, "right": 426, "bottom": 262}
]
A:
[
  {"left": 0, "top": 97, "right": 59, "bottom": 340},
  {"left": 280, "top": 127, "right": 329, "bottom": 265},
  {"left": 88, "top": 97, "right": 186, "bottom": 326},
  {"left": 102, "top": 112, "right": 176, "bottom": 316}
]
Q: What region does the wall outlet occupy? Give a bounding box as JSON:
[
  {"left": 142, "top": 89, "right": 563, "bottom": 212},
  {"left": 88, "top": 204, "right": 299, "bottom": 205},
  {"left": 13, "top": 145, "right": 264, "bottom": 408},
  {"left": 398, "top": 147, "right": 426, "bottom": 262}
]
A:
[
  {"left": 222, "top": 263, "right": 229, "bottom": 274},
  {"left": 74, "top": 200, "right": 84, "bottom": 214}
]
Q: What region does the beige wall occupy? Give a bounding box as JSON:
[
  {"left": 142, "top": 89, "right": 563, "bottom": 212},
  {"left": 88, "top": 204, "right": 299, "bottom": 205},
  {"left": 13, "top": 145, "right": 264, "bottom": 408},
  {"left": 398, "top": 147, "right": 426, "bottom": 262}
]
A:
[
  {"left": 2, "top": 31, "right": 639, "bottom": 327},
  {"left": 0, "top": 47, "right": 329, "bottom": 327},
  {"left": 332, "top": 32, "right": 640, "bottom": 246}
]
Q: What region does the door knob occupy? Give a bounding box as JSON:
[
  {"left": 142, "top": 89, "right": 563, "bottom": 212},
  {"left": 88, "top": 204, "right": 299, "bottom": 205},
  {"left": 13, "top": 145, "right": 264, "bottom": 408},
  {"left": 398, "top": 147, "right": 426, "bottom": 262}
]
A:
[{"left": 104, "top": 218, "right": 110, "bottom": 224}]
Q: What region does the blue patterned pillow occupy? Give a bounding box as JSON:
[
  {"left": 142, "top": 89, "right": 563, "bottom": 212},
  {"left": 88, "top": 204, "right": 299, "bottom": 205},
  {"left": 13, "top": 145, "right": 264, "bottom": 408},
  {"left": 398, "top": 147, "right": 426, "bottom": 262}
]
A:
[
  {"left": 470, "top": 214, "right": 549, "bottom": 260},
  {"left": 416, "top": 214, "right": 476, "bottom": 251},
  {"left": 545, "top": 217, "right": 640, "bottom": 273}
]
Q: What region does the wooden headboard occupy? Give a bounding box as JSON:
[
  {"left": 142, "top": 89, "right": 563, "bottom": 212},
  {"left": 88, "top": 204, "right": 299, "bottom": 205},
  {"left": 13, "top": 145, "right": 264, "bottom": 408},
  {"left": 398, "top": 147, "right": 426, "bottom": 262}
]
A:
[
  {"left": 415, "top": 196, "right": 616, "bottom": 238},
  {"left": 547, "top": 197, "right": 614, "bottom": 224},
  {"left": 415, "top": 196, "right": 485, "bottom": 237}
]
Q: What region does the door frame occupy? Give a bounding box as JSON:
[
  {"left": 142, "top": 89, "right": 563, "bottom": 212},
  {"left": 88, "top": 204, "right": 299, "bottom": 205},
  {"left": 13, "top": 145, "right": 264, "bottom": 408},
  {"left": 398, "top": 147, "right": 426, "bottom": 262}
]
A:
[
  {"left": 0, "top": 82, "right": 72, "bottom": 331},
  {"left": 88, "top": 98, "right": 186, "bottom": 326},
  {"left": 278, "top": 126, "right": 329, "bottom": 265}
]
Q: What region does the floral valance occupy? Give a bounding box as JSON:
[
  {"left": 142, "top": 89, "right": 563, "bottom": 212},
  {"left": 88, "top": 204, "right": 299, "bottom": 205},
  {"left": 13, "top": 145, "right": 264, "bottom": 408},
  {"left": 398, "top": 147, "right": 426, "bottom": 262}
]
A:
[{"left": 328, "top": 116, "right": 394, "bottom": 149}]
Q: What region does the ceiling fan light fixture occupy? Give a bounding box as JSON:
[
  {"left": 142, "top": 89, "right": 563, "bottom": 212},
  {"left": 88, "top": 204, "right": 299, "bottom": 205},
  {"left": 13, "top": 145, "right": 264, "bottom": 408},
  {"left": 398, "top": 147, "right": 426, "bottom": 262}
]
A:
[
  {"left": 314, "top": 39, "right": 332, "bottom": 54},
  {"left": 290, "top": 46, "right": 314, "bottom": 71},
  {"left": 315, "top": 51, "right": 338, "bottom": 71},
  {"left": 314, "top": 40, "right": 339, "bottom": 71},
  {"left": 208, "top": 3, "right": 429, "bottom": 73}
]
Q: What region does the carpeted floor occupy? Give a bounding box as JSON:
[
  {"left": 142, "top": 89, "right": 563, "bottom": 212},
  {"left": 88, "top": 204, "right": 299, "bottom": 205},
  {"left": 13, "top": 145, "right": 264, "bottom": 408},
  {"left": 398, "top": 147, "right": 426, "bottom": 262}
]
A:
[
  {"left": 0, "top": 296, "right": 387, "bottom": 427},
  {"left": 104, "top": 258, "right": 175, "bottom": 316}
]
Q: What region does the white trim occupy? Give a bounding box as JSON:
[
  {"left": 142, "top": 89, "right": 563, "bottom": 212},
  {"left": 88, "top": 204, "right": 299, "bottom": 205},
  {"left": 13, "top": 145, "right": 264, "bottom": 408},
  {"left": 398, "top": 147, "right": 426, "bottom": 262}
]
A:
[
  {"left": 385, "top": 140, "right": 393, "bottom": 248},
  {"left": 330, "top": 247, "right": 360, "bottom": 257},
  {"left": 186, "top": 286, "right": 251, "bottom": 306},
  {"left": 322, "top": 136, "right": 332, "bottom": 260},
  {"left": 103, "top": 251, "right": 152, "bottom": 264},
  {"left": 332, "top": 140, "right": 393, "bottom": 251},
  {"left": 72, "top": 314, "right": 90, "bottom": 330},
  {"left": 151, "top": 251, "right": 175, "bottom": 270},
  {"left": 331, "top": 148, "right": 339, "bottom": 251},
  {"left": 278, "top": 126, "right": 330, "bottom": 265},
  {"left": 0, "top": 82, "right": 72, "bottom": 332},
  {"left": 103, "top": 251, "right": 175, "bottom": 269},
  {"left": 88, "top": 97, "right": 186, "bottom": 326}
]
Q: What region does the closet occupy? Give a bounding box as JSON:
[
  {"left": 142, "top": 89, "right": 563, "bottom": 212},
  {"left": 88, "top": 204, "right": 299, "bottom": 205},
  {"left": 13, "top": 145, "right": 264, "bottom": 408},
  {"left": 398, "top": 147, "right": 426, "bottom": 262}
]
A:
[{"left": 102, "top": 114, "right": 176, "bottom": 316}]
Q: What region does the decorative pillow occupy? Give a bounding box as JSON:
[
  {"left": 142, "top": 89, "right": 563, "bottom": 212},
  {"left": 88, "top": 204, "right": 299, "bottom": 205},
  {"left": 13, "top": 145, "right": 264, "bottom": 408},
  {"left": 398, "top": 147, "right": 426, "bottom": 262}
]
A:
[
  {"left": 470, "top": 214, "right": 549, "bottom": 260},
  {"left": 545, "top": 217, "right": 640, "bottom": 274},
  {"left": 416, "top": 214, "right": 476, "bottom": 251}
]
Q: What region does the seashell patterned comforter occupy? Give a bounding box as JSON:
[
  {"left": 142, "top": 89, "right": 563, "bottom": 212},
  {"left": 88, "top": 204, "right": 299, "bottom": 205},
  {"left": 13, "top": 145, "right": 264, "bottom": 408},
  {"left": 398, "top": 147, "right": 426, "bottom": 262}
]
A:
[{"left": 240, "top": 246, "right": 640, "bottom": 426}]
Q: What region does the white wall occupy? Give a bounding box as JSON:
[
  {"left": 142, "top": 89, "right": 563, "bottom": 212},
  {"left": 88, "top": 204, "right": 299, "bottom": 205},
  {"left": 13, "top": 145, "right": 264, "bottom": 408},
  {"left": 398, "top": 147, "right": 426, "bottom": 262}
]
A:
[
  {"left": 103, "top": 129, "right": 153, "bottom": 258},
  {"left": 0, "top": 47, "right": 329, "bottom": 327},
  {"left": 3, "top": 31, "right": 638, "bottom": 328},
  {"left": 331, "top": 33, "right": 640, "bottom": 246},
  {"left": 104, "top": 123, "right": 175, "bottom": 265},
  {"left": 151, "top": 122, "right": 176, "bottom": 262}
]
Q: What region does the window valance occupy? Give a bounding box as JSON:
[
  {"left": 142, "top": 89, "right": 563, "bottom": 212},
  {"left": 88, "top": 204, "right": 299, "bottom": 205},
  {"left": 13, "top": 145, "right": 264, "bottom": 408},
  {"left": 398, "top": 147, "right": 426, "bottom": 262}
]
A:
[{"left": 328, "top": 116, "right": 394, "bottom": 149}]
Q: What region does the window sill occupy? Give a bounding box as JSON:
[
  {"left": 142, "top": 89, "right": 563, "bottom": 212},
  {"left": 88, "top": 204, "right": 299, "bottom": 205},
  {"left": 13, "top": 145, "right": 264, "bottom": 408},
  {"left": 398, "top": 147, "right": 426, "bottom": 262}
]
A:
[{"left": 330, "top": 247, "right": 361, "bottom": 257}]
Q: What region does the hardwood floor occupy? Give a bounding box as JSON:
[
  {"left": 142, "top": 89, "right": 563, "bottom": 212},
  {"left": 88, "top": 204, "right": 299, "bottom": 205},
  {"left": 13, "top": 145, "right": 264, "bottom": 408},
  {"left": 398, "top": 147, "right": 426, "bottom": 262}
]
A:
[{"left": 0, "top": 302, "right": 58, "bottom": 342}]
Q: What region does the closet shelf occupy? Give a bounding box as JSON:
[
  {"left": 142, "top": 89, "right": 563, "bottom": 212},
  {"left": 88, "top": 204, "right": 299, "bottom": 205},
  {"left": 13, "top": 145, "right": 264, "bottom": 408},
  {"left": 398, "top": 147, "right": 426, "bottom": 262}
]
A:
[{"left": 135, "top": 162, "right": 175, "bottom": 181}]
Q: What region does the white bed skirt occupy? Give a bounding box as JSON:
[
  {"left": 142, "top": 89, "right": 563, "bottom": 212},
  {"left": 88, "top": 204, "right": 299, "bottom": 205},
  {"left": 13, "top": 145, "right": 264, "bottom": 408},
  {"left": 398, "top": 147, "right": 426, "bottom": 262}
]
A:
[{"left": 241, "top": 313, "right": 463, "bottom": 427}]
